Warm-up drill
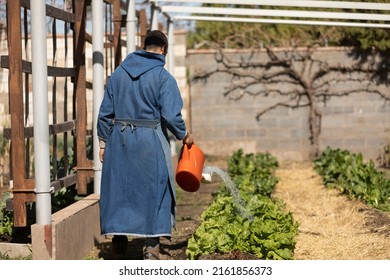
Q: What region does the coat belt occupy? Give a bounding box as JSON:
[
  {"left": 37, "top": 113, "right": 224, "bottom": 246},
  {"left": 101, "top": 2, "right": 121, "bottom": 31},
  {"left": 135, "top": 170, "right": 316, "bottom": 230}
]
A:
[{"left": 114, "top": 118, "right": 160, "bottom": 132}]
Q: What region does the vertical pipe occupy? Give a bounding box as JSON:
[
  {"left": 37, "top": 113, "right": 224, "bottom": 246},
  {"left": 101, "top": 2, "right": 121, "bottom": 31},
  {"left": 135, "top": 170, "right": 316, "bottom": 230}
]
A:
[
  {"left": 92, "top": 0, "right": 104, "bottom": 194},
  {"left": 151, "top": 4, "right": 159, "bottom": 30},
  {"left": 126, "top": 0, "right": 136, "bottom": 54},
  {"left": 31, "top": 0, "right": 52, "bottom": 225},
  {"left": 167, "top": 19, "right": 174, "bottom": 75},
  {"left": 167, "top": 20, "right": 177, "bottom": 158}
]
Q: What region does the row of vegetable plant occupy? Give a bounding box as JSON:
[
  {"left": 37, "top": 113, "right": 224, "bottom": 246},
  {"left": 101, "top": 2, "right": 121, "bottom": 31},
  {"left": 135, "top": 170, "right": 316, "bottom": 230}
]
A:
[
  {"left": 313, "top": 147, "right": 390, "bottom": 212},
  {"left": 186, "top": 149, "right": 299, "bottom": 260}
]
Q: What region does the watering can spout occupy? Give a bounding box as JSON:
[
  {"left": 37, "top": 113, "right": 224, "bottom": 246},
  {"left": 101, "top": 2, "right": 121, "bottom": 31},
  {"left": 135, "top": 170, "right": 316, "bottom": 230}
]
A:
[{"left": 201, "top": 173, "right": 212, "bottom": 183}]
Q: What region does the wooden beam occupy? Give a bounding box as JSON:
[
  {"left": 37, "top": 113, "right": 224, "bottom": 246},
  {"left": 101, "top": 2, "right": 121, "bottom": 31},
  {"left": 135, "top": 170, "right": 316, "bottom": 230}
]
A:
[
  {"left": 1, "top": 56, "right": 76, "bottom": 77},
  {"left": 7, "top": 0, "right": 29, "bottom": 227},
  {"left": 3, "top": 120, "right": 76, "bottom": 140},
  {"left": 20, "top": 0, "right": 76, "bottom": 23},
  {"left": 73, "top": 0, "right": 93, "bottom": 195}
]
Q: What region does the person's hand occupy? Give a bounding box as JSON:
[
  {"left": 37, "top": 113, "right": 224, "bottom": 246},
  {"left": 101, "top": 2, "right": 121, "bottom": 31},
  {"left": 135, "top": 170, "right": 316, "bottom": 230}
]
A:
[
  {"left": 99, "top": 147, "right": 105, "bottom": 163},
  {"left": 183, "top": 132, "right": 194, "bottom": 146}
]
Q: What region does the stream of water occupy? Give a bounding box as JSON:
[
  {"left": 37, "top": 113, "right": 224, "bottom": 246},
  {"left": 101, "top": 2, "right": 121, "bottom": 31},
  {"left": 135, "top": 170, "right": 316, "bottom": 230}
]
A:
[{"left": 202, "top": 166, "right": 253, "bottom": 221}]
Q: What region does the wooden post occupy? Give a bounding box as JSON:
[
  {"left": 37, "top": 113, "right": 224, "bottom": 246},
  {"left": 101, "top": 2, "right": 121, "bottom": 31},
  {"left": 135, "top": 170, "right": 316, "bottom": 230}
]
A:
[
  {"left": 73, "top": 0, "right": 93, "bottom": 194},
  {"left": 7, "top": 0, "right": 35, "bottom": 227}
]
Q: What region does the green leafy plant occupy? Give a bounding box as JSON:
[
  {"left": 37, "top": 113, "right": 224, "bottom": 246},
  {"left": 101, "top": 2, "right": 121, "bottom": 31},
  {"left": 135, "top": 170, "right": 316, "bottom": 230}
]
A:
[
  {"left": 227, "top": 149, "right": 279, "bottom": 197},
  {"left": 186, "top": 149, "right": 298, "bottom": 260},
  {"left": 186, "top": 194, "right": 298, "bottom": 260},
  {"left": 0, "top": 192, "right": 13, "bottom": 237},
  {"left": 314, "top": 147, "right": 390, "bottom": 212},
  {"left": 51, "top": 186, "right": 82, "bottom": 213}
]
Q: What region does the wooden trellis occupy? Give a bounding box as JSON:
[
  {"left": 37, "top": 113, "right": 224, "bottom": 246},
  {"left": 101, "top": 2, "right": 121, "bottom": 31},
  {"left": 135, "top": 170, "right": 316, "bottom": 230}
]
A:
[{"left": 1, "top": 0, "right": 148, "bottom": 227}]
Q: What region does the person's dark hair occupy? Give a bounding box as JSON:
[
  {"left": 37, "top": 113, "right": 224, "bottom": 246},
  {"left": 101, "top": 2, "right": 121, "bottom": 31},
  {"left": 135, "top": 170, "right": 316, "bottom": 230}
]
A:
[{"left": 143, "top": 30, "right": 168, "bottom": 55}]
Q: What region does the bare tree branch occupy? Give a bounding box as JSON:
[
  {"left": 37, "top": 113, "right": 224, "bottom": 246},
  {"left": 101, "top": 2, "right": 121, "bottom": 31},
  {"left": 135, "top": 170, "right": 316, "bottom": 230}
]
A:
[{"left": 191, "top": 46, "right": 389, "bottom": 158}]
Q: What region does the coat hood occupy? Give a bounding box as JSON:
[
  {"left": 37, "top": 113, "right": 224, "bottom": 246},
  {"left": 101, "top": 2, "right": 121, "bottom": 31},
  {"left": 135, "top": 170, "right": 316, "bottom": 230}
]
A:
[{"left": 121, "top": 50, "right": 166, "bottom": 78}]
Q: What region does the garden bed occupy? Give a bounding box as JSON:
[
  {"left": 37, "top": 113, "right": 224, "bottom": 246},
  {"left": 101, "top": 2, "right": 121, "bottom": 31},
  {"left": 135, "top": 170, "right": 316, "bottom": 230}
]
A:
[
  {"left": 2, "top": 152, "right": 389, "bottom": 260},
  {"left": 86, "top": 153, "right": 390, "bottom": 260}
]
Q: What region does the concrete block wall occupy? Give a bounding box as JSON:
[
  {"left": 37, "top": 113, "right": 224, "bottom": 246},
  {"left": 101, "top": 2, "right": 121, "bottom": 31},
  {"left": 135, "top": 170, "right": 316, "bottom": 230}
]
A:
[
  {"left": 186, "top": 48, "right": 390, "bottom": 162},
  {"left": 320, "top": 91, "right": 389, "bottom": 159}
]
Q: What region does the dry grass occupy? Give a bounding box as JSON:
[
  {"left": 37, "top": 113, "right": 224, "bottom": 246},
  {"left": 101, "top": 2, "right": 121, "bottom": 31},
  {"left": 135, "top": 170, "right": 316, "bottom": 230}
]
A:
[{"left": 273, "top": 161, "right": 390, "bottom": 260}]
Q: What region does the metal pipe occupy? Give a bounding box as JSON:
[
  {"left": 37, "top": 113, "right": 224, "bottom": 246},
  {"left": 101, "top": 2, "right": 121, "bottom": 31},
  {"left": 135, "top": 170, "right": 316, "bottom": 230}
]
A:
[
  {"left": 167, "top": 19, "right": 177, "bottom": 158},
  {"left": 92, "top": 0, "right": 104, "bottom": 194},
  {"left": 174, "top": 15, "right": 390, "bottom": 29},
  {"left": 31, "top": 0, "right": 51, "bottom": 225},
  {"left": 162, "top": 6, "right": 390, "bottom": 22},
  {"left": 151, "top": 3, "right": 159, "bottom": 30},
  {"left": 155, "top": 0, "right": 390, "bottom": 11},
  {"left": 126, "top": 0, "right": 137, "bottom": 54},
  {"left": 167, "top": 19, "right": 174, "bottom": 75}
]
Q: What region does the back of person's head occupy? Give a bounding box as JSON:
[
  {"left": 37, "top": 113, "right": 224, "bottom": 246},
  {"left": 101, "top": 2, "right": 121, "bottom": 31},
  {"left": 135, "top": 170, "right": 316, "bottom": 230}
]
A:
[{"left": 143, "top": 30, "right": 168, "bottom": 55}]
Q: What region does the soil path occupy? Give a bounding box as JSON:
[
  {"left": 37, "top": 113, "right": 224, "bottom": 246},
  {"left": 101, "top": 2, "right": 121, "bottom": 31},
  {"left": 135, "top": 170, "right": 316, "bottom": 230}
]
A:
[
  {"left": 273, "top": 161, "right": 390, "bottom": 260},
  {"left": 87, "top": 157, "right": 225, "bottom": 260},
  {"left": 86, "top": 160, "right": 390, "bottom": 260}
]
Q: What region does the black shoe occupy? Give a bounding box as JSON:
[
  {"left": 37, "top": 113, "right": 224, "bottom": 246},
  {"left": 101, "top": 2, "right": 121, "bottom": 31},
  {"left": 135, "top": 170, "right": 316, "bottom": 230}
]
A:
[{"left": 112, "top": 235, "right": 128, "bottom": 259}]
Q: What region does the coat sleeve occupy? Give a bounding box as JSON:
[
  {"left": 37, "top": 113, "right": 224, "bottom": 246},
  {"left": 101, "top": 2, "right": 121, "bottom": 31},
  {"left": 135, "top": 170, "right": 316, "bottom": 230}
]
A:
[
  {"left": 159, "top": 71, "right": 187, "bottom": 140},
  {"left": 97, "top": 78, "right": 115, "bottom": 146}
]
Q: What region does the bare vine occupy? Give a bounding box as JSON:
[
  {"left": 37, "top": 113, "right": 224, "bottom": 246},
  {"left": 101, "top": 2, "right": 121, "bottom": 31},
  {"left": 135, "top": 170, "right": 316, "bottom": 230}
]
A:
[{"left": 192, "top": 47, "right": 390, "bottom": 158}]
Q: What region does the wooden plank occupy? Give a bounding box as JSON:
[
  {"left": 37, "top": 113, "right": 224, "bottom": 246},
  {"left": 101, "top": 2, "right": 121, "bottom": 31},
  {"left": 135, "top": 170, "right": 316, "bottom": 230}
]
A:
[
  {"left": 1, "top": 56, "right": 75, "bottom": 77},
  {"left": 7, "top": 0, "right": 27, "bottom": 227},
  {"left": 51, "top": 174, "right": 77, "bottom": 192},
  {"left": 106, "top": 34, "right": 127, "bottom": 47},
  {"left": 12, "top": 194, "right": 28, "bottom": 226},
  {"left": 113, "top": 0, "right": 122, "bottom": 67},
  {"left": 85, "top": 32, "right": 92, "bottom": 44},
  {"left": 50, "top": 120, "right": 75, "bottom": 134},
  {"left": 104, "top": 41, "right": 114, "bottom": 48},
  {"left": 139, "top": 9, "right": 148, "bottom": 46},
  {"left": 86, "top": 81, "right": 93, "bottom": 89},
  {"left": 11, "top": 179, "right": 35, "bottom": 193},
  {"left": 3, "top": 120, "right": 76, "bottom": 140},
  {"left": 6, "top": 175, "right": 79, "bottom": 211},
  {"left": 20, "top": 0, "right": 76, "bottom": 23},
  {"left": 73, "top": 0, "right": 90, "bottom": 195}
]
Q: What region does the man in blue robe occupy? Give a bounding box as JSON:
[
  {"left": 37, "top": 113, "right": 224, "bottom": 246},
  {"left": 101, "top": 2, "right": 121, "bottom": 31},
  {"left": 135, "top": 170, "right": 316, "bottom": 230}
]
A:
[{"left": 97, "top": 30, "right": 193, "bottom": 259}]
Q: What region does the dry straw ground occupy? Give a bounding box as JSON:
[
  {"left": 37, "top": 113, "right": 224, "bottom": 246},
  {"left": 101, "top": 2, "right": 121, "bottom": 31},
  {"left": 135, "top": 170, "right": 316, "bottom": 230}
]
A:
[{"left": 273, "top": 161, "right": 390, "bottom": 260}]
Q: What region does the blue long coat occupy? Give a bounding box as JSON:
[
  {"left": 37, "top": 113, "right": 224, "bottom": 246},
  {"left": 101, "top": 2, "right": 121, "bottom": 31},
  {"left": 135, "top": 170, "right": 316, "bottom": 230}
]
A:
[{"left": 97, "top": 50, "right": 187, "bottom": 238}]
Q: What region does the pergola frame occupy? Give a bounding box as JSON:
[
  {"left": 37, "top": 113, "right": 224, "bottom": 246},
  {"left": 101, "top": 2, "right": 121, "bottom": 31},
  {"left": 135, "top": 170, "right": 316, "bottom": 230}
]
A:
[{"left": 150, "top": 0, "right": 390, "bottom": 29}]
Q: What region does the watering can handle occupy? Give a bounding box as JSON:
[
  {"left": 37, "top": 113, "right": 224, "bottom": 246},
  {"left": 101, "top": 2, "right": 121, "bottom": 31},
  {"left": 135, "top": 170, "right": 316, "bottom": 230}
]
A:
[
  {"left": 182, "top": 143, "right": 192, "bottom": 162},
  {"left": 183, "top": 132, "right": 194, "bottom": 146}
]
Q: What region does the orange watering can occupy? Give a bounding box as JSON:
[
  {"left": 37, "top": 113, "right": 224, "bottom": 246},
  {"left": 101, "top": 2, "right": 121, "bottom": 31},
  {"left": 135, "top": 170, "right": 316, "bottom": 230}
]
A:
[{"left": 175, "top": 143, "right": 205, "bottom": 192}]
